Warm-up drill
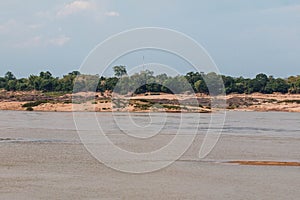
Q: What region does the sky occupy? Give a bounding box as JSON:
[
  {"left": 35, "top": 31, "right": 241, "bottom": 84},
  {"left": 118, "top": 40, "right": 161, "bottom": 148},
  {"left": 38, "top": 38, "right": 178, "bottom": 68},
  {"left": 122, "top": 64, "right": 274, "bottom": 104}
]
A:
[{"left": 0, "top": 0, "right": 299, "bottom": 78}]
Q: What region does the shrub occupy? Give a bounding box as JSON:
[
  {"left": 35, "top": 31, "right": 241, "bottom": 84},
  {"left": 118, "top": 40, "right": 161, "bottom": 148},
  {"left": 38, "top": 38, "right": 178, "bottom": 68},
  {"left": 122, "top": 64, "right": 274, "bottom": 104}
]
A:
[
  {"left": 22, "top": 100, "right": 47, "bottom": 108},
  {"left": 279, "top": 99, "right": 300, "bottom": 104},
  {"left": 26, "top": 107, "right": 34, "bottom": 111}
]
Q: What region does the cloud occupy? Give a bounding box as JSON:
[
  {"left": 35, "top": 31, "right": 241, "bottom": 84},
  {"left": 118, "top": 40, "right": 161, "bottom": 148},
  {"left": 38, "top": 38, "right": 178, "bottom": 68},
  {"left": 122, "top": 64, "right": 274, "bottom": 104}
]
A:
[
  {"left": 35, "top": 10, "right": 52, "bottom": 19},
  {"left": 57, "top": 0, "right": 95, "bottom": 17},
  {"left": 0, "top": 19, "right": 42, "bottom": 35},
  {"left": 0, "top": 19, "right": 18, "bottom": 34},
  {"left": 105, "top": 11, "right": 120, "bottom": 17},
  {"left": 46, "top": 35, "right": 71, "bottom": 46},
  {"left": 36, "top": 1, "right": 119, "bottom": 20},
  {"left": 28, "top": 24, "right": 43, "bottom": 30},
  {"left": 15, "top": 36, "right": 42, "bottom": 48},
  {"left": 15, "top": 35, "right": 71, "bottom": 48}
]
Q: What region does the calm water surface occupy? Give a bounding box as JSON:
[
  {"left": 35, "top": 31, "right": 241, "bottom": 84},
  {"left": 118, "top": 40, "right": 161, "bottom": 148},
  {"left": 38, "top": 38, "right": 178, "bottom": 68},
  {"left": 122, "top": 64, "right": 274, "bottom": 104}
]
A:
[
  {"left": 1, "top": 110, "right": 299, "bottom": 142},
  {"left": 1, "top": 110, "right": 299, "bottom": 200}
]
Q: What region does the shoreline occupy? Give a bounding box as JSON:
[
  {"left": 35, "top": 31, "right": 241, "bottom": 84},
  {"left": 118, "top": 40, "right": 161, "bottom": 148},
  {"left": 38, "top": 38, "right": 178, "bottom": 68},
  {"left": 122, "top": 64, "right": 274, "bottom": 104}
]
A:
[{"left": 1, "top": 90, "right": 300, "bottom": 113}]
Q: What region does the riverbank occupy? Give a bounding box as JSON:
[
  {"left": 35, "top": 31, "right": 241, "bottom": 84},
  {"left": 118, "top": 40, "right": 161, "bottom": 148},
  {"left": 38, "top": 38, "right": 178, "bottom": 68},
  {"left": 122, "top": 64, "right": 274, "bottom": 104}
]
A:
[{"left": 0, "top": 90, "right": 300, "bottom": 112}]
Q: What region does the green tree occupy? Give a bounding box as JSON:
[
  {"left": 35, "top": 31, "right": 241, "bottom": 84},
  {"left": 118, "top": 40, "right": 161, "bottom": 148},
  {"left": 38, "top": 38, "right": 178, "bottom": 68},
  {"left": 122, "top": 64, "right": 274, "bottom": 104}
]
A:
[
  {"left": 113, "top": 66, "right": 127, "bottom": 78},
  {"left": 0, "top": 77, "right": 7, "bottom": 89},
  {"left": 16, "top": 78, "right": 31, "bottom": 91},
  {"left": 203, "top": 72, "right": 225, "bottom": 95},
  {"left": 104, "top": 77, "right": 119, "bottom": 91},
  {"left": 28, "top": 75, "right": 42, "bottom": 90},
  {"left": 265, "top": 78, "right": 289, "bottom": 94},
  {"left": 194, "top": 80, "right": 208, "bottom": 94},
  {"left": 185, "top": 72, "right": 202, "bottom": 91},
  {"left": 5, "top": 71, "right": 16, "bottom": 81},
  {"left": 249, "top": 73, "right": 269, "bottom": 93},
  {"left": 222, "top": 75, "right": 236, "bottom": 94},
  {"left": 39, "top": 71, "right": 53, "bottom": 79},
  {"left": 56, "top": 71, "right": 80, "bottom": 92},
  {"left": 5, "top": 80, "right": 17, "bottom": 91},
  {"left": 287, "top": 76, "right": 300, "bottom": 93},
  {"left": 163, "top": 75, "right": 192, "bottom": 94},
  {"left": 71, "top": 74, "right": 99, "bottom": 92}
]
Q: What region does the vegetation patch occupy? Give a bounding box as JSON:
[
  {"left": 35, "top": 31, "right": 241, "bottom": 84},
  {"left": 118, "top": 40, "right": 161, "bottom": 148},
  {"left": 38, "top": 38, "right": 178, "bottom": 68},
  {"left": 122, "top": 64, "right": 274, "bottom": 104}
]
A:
[
  {"left": 227, "top": 105, "right": 236, "bottom": 109},
  {"left": 134, "top": 103, "right": 153, "bottom": 110},
  {"left": 278, "top": 99, "right": 300, "bottom": 104},
  {"left": 26, "top": 107, "right": 34, "bottom": 111},
  {"left": 99, "top": 100, "right": 110, "bottom": 103},
  {"left": 1, "top": 69, "right": 300, "bottom": 96},
  {"left": 138, "top": 99, "right": 152, "bottom": 103},
  {"left": 263, "top": 99, "right": 278, "bottom": 103},
  {"left": 162, "top": 104, "right": 181, "bottom": 110},
  {"left": 22, "top": 100, "right": 48, "bottom": 108},
  {"left": 44, "top": 91, "right": 68, "bottom": 97}
]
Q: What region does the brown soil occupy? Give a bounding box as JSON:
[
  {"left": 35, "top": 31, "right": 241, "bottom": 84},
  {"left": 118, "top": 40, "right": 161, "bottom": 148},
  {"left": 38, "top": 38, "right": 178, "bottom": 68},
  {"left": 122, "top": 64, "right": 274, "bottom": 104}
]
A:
[{"left": 0, "top": 90, "right": 300, "bottom": 112}]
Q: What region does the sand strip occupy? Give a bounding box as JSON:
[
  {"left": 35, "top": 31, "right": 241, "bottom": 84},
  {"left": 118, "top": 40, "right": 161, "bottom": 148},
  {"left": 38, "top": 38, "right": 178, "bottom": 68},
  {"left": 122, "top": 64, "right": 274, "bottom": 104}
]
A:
[{"left": 227, "top": 161, "right": 300, "bottom": 166}]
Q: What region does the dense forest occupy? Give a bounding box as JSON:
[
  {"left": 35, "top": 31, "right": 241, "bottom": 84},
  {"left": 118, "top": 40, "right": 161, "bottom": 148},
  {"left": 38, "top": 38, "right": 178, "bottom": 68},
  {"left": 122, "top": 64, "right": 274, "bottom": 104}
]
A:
[{"left": 0, "top": 66, "right": 300, "bottom": 95}]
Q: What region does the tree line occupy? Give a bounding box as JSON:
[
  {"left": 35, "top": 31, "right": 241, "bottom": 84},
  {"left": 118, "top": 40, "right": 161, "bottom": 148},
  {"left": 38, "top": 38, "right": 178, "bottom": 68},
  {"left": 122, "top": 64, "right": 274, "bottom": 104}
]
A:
[{"left": 0, "top": 66, "right": 300, "bottom": 95}]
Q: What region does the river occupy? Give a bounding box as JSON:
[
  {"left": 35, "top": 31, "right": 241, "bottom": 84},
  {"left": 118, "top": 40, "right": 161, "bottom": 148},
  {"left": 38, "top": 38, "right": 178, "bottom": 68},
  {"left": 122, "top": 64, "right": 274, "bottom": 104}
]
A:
[{"left": 0, "top": 111, "right": 299, "bottom": 199}]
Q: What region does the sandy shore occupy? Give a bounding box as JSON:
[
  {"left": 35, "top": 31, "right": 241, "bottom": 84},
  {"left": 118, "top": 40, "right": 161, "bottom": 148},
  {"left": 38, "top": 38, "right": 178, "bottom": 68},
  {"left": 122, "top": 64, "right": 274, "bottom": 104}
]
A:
[
  {"left": 226, "top": 93, "right": 300, "bottom": 112},
  {"left": 227, "top": 160, "right": 300, "bottom": 166},
  {"left": 0, "top": 91, "right": 300, "bottom": 112}
]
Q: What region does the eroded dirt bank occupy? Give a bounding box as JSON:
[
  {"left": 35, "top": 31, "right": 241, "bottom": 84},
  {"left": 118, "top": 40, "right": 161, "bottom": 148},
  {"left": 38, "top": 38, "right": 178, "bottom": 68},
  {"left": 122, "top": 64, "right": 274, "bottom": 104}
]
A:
[{"left": 0, "top": 90, "right": 300, "bottom": 112}]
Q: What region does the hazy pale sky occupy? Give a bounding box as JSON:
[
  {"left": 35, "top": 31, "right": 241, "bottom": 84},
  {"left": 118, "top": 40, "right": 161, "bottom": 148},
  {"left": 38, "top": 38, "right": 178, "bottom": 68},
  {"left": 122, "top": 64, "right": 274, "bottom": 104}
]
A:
[{"left": 0, "top": 0, "right": 299, "bottom": 78}]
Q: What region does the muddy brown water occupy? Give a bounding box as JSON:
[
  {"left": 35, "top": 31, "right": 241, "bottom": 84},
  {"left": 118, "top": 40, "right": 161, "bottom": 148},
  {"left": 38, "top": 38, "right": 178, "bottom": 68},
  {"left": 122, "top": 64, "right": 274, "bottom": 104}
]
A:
[{"left": 0, "top": 111, "right": 299, "bottom": 199}]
